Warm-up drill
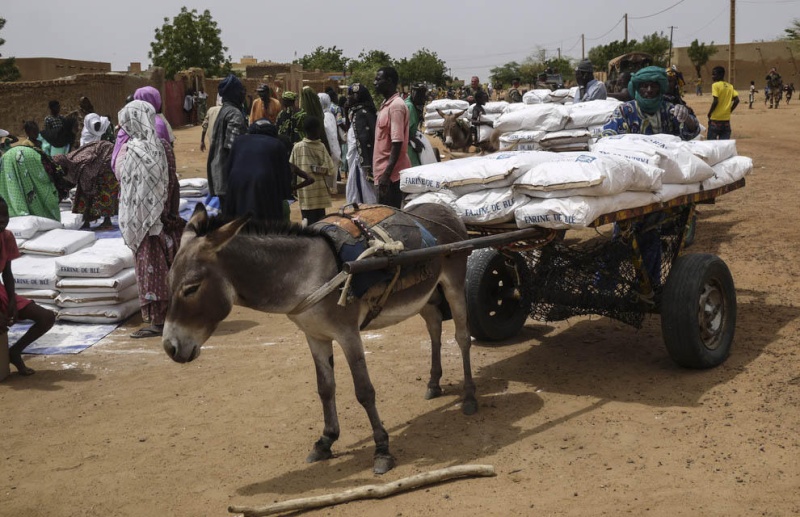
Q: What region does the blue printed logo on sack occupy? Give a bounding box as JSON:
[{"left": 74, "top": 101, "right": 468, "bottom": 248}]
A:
[{"left": 575, "top": 154, "right": 596, "bottom": 163}]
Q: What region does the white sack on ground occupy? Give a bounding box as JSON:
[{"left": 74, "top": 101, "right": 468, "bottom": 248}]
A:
[
  {"left": 21, "top": 229, "right": 96, "bottom": 256},
  {"left": 56, "top": 268, "right": 137, "bottom": 294},
  {"left": 55, "top": 239, "right": 135, "bottom": 278},
  {"left": 56, "top": 285, "right": 139, "bottom": 308},
  {"left": 57, "top": 298, "right": 141, "bottom": 324},
  {"left": 59, "top": 212, "right": 85, "bottom": 230},
  {"left": 514, "top": 191, "right": 659, "bottom": 229},
  {"left": 7, "top": 216, "right": 62, "bottom": 239},
  {"left": 12, "top": 255, "right": 59, "bottom": 289},
  {"left": 493, "top": 104, "right": 569, "bottom": 134}
]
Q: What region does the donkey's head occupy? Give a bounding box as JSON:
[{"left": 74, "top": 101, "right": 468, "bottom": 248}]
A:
[
  {"left": 162, "top": 204, "right": 249, "bottom": 363},
  {"left": 436, "top": 108, "right": 468, "bottom": 149}
]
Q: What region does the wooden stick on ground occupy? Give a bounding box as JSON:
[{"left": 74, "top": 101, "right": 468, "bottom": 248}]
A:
[{"left": 228, "top": 464, "right": 496, "bottom": 517}]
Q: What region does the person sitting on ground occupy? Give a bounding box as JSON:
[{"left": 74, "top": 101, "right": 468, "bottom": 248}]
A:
[
  {"left": 290, "top": 116, "right": 335, "bottom": 225},
  {"left": 573, "top": 60, "right": 607, "bottom": 103},
  {"left": 0, "top": 197, "right": 56, "bottom": 375},
  {"left": 224, "top": 118, "right": 312, "bottom": 222}
]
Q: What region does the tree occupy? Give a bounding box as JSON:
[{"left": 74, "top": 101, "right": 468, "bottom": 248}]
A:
[
  {"left": 784, "top": 19, "right": 800, "bottom": 40},
  {"left": 587, "top": 39, "right": 639, "bottom": 73},
  {"left": 0, "top": 18, "right": 21, "bottom": 82},
  {"left": 687, "top": 39, "right": 718, "bottom": 78},
  {"left": 294, "top": 46, "right": 349, "bottom": 73},
  {"left": 489, "top": 61, "right": 522, "bottom": 88},
  {"left": 346, "top": 49, "right": 394, "bottom": 100},
  {"left": 637, "top": 32, "right": 671, "bottom": 67},
  {"left": 149, "top": 7, "right": 232, "bottom": 78},
  {"left": 396, "top": 48, "right": 447, "bottom": 87}
]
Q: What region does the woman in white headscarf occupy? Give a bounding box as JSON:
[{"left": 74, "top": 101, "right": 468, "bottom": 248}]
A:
[
  {"left": 79, "top": 113, "right": 113, "bottom": 147},
  {"left": 317, "top": 93, "right": 341, "bottom": 168},
  {"left": 116, "top": 100, "right": 185, "bottom": 338}
]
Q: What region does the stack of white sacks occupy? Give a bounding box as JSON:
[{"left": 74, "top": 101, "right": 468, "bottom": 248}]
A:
[
  {"left": 401, "top": 134, "right": 751, "bottom": 229},
  {"left": 178, "top": 178, "right": 209, "bottom": 213},
  {"left": 5, "top": 212, "right": 141, "bottom": 323},
  {"left": 423, "top": 99, "right": 470, "bottom": 135}
]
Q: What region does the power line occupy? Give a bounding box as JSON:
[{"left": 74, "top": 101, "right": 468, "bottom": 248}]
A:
[{"left": 629, "top": 0, "right": 688, "bottom": 20}]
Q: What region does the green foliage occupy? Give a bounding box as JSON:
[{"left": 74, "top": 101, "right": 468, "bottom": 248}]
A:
[
  {"left": 784, "top": 19, "right": 800, "bottom": 40},
  {"left": 489, "top": 61, "right": 522, "bottom": 87},
  {"left": 293, "top": 46, "right": 349, "bottom": 73},
  {"left": 638, "top": 32, "right": 671, "bottom": 66},
  {"left": 346, "top": 49, "right": 394, "bottom": 101},
  {"left": 587, "top": 39, "right": 639, "bottom": 72},
  {"left": 687, "top": 39, "right": 718, "bottom": 78},
  {"left": 0, "top": 18, "right": 21, "bottom": 82},
  {"left": 395, "top": 48, "right": 447, "bottom": 87},
  {"left": 148, "top": 7, "right": 231, "bottom": 78}
]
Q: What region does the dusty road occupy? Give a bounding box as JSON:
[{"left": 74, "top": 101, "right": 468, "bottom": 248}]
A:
[{"left": 2, "top": 93, "right": 800, "bottom": 516}]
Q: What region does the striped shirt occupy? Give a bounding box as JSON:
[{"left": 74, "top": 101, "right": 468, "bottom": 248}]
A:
[{"left": 290, "top": 138, "right": 335, "bottom": 210}]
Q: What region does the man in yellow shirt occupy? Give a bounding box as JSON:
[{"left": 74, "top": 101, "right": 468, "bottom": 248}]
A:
[{"left": 707, "top": 66, "right": 739, "bottom": 140}]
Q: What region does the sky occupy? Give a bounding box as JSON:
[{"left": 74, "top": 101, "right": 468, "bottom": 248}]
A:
[{"left": 2, "top": 0, "right": 796, "bottom": 81}]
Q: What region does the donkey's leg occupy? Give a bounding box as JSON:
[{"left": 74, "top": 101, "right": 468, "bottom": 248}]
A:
[
  {"left": 440, "top": 266, "right": 478, "bottom": 415},
  {"left": 305, "top": 336, "right": 340, "bottom": 463},
  {"left": 419, "top": 301, "right": 444, "bottom": 400},
  {"left": 340, "top": 335, "right": 395, "bottom": 474}
]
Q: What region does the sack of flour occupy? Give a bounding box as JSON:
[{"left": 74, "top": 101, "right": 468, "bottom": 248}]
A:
[
  {"left": 566, "top": 99, "right": 621, "bottom": 129},
  {"left": 498, "top": 130, "right": 546, "bottom": 151},
  {"left": 425, "top": 99, "right": 469, "bottom": 113},
  {"left": 400, "top": 152, "right": 527, "bottom": 194},
  {"left": 685, "top": 140, "right": 738, "bottom": 166},
  {"left": 494, "top": 104, "right": 569, "bottom": 134},
  {"left": 7, "top": 216, "right": 62, "bottom": 240},
  {"left": 455, "top": 188, "right": 528, "bottom": 225},
  {"left": 522, "top": 89, "right": 554, "bottom": 104},
  {"left": 514, "top": 191, "right": 660, "bottom": 229}
]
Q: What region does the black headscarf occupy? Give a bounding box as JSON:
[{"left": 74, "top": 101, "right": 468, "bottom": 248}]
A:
[{"left": 218, "top": 74, "right": 246, "bottom": 106}]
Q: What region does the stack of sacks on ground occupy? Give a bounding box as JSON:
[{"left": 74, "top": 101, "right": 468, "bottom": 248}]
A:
[
  {"left": 423, "top": 99, "right": 469, "bottom": 135},
  {"left": 466, "top": 101, "right": 508, "bottom": 143},
  {"left": 179, "top": 177, "right": 209, "bottom": 213},
  {"left": 496, "top": 98, "right": 621, "bottom": 152},
  {"left": 399, "top": 137, "right": 751, "bottom": 230},
  {"left": 53, "top": 238, "right": 140, "bottom": 323},
  {"left": 9, "top": 227, "right": 97, "bottom": 314},
  {"left": 521, "top": 87, "right": 579, "bottom": 105}
]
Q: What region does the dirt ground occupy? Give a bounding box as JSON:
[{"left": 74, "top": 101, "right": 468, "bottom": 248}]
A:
[{"left": 2, "top": 92, "right": 800, "bottom": 517}]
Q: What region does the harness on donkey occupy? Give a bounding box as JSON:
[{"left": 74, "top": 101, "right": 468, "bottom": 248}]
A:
[{"left": 290, "top": 204, "right": 439, "bottom": 329}]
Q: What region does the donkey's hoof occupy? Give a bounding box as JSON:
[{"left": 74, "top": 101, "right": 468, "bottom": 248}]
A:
[
  {"left": 425, "top": 386, "right": 443, "bottom": 400},
  {"left": 373, "top": 453, "right": 396, "bottom": 475},
  {"left": 462, "top": 398, "right": 479, "bottom": 416},
  {"left": 306, "top": 447, "right": 333, "bottom": 463}
]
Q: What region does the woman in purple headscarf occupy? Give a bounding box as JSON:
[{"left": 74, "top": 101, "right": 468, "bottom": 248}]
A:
[{"left": 111, "top": 86, "right": 173, "bottom": 174}]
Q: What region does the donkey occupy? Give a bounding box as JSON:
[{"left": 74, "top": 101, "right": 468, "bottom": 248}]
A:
[
  {"left": 436, "top": 108, "right": 500, "bottom": 155},
  {"left": 161, "top": 203, "right": 476, "bottom": 474}
]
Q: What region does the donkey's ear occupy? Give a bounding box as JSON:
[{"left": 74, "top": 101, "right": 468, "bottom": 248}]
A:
[
  {"left": 181, "top": 203, "right": 208, "bottom": 248},
  {"left": 454, "top": 109, "right": 467, "bottom": 118},
  {"left": 208, "top": 215, "right": 250, "bottom": 252},
  {"left": 436, "top": 108, "right": 446, "bottom": 118}
]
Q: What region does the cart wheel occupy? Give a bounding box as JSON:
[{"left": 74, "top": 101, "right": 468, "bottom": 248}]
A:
[
  {"left": 466, "top": 248, "right": 530, "bottom": 341},
  {"left": 660, "top": 253, "right": 736, "bottom": 368}
]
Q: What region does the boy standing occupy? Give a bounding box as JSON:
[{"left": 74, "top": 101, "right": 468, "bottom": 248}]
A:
[{"left": 707, "top": 66, "right": 739, "bottom": 140}]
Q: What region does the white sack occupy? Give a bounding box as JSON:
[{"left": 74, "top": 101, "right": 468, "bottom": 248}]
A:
[
  {"left": 21, "top": 229, "right": 96, "bottom": 256},
  {"left": 498, "top": 130, "right": 546, "bottom": 151},
  {"left": 179, "top": 178, "right": 208, "bottom": 189},
  {"left": 522, "top": 89, "right": 553, "bottom": 104},
  {"left": 549, "top": 89, "right": 573, "bottom": 104},
  {"left": 57, "top": 298, "right": 141, "bottom": 324},
  {"left": 56, "top": 268, "right": 138, "bottom": 294},
  {"left": 566, "top": 99, "right": 621, "bottom": 129},
  {"left": 400, "top": 152, "right": 530, "bottom": 194},
  {"left": 403, "top": 190, "right": 459, "bottom": 212},
  {"left": 425, "top": 99, "right": 469, "bottom": 112},
  {"left": 55, "top": 240, "right": 135, "bottom": 278},
  {"left": 11, "top": 255, "right": 59, "bottom": 289},
  {"left": 7, "top": 216, "right": 62, "bottom": 239},
  {"left": 515, "top": 191, "right": 660, "bottom": 229},
  {"left": 16, "top": 288, "right": 59, "bottom": 302},
  {"left": 493, "top": 104, "right": 569, "bottom": 134},
  {"left": 685, "top": 140, "right": 738, "bottom": 166},
  {"left": 455, "top": 188, "right": 528, "bottom": 225},
  {"left": 538, "top": 129, "right": 591, "bottom": 150},
  {"left": 59, "top": 211, "right": 85, "bottom": 230},
  {"left": 424, "top": 108, "right": 466, "bottom": 122},
  {"left": 56, "top": 284, "right": 139, "bottom": 308},
  {"left": 591, "top": 134, "right": 715, "bottom": 184}
]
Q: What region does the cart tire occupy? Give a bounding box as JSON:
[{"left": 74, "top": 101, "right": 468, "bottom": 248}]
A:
[
  {"left": 660, "top": 253, "right": 736, "bottom": 369},
  {"left": 466, "top": 248, "right": 530, "bottom": 341}
]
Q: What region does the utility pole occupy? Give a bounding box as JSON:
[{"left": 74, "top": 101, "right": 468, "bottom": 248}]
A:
[
  {"left": 624, "top": 14, "right": 628, "bottom": 42},
  {"left": 558, "top": 47, "right": 562, "bottom": 60},
  {"left": 730, "top": 0, "right": 736, "bottom": 86},
  {"left": 668, "top": 26, "right": 677, "bottom": 67},
  {"left": 581, "top": 34, "right": 585, "bottom": 60}
]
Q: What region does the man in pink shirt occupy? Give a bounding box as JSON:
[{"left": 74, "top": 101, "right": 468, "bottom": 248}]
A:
[{"left": 373, "top": 67, "right": 411, "bottom": 208}]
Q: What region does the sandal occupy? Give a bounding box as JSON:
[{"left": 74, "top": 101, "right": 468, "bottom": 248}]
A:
[{"left": 130, "top": 325, "right": 163, "bottom": 339}]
